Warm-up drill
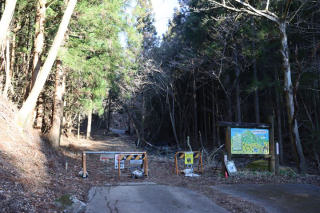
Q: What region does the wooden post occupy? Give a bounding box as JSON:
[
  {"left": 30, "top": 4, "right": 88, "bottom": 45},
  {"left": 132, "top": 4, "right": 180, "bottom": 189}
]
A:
[
  {"left": 195, "top": 152, "right": 201, "bottom": 172},
  {"left": 275, "top": 142, "right": 280, "bottom": 175},
  {"left": 199, "top": 152, "right": 203, "bottom": 173},
  {"left": 225, "top": 127, "right": 231, "bottom": 160},
  {"left": 82, "top": 152, "right": 87, "bottom": 178},
  {"left": 175, "top": 153, "right": 178, "bottom": 175},
  {"left": 118, "top": 154, "right": 121, "bottom": 178},
  {"left": 268, "top": 116, "right": 275, "bottom": 173},
  {"left": 145, "top": 153, "right": 148, "bottom": 176},
  {"left": 142, "top": 152, "right": 148, "bottom": 176}
]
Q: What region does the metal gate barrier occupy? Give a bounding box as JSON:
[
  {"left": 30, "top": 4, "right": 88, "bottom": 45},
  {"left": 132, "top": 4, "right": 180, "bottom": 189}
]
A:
[{"left": 81, "top": 151, "right": 148, "bottom": 178}]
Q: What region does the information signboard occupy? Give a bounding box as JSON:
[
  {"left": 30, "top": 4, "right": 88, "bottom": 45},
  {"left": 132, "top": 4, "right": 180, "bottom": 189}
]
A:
[{"left": 231, "top": 128, "right": 269, "bottom": 155}]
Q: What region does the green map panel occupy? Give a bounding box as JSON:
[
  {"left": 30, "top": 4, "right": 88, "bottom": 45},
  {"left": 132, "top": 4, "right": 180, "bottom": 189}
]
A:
[{"left": 231, "top": 128, "right": 269, "bottom": 155}]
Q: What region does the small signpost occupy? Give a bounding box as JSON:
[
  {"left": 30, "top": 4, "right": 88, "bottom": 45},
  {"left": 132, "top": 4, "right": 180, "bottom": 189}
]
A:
[
  {"left": 175, "top": 151, "right": 203, "bottom": 175},
  {"left": 225, "top": 160, "right": 237, "bottom": 175}
]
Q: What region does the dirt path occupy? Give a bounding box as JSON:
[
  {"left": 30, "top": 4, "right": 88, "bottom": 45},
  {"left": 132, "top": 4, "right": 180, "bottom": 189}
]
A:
[{"left": 63, "top": 129, "right": 138, "bottom": 152}]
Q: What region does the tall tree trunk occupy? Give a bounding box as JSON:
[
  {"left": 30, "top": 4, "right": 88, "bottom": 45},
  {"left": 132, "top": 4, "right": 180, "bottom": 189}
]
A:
[
  {"left": 86, "top": 102, "right": 92, "bottom": 139},
  {"left": 234, "top": 50, "right": 241, "bottom": 123},
  {"left": 29, "top": 0, "right": 47, "bottom": 127},
  {"left": 34, "top": 94, "right": 44, "bottom": 129},
  {"left": 253, "top": 52, "right": 260, "bottom": 123},
  {"left": 275, "top": 71, "right": 284, "bottom": 164},
  {"left": 23, "top": 13, "right": 34, "bottom": 78},
  {"left": 202, "top": 87, "right": 208, "bottom": 145},
  {"left": 141, "top": 92, "right": 145, "bottom": 145},
  {"left": 302, "top": 92, "right": 320, "bottom": 170},
  {"left": 211, "top": 82, "right": 216, "bottom": 146},
  {"left": 17, "top": 0, "right": 77, "bottom": 128},
  {"left": 251, "top": 18, "right": 260, "bottom": 123},
  {"left": 279, "top": 21, "right": 306, "bottom": 173},
  {"left": 192, "top": 69, "right": 198, "bottom": 146},
  {"left": 225, "top": 74, "right": 232, "bottom": 121},
  {"left": 30, "top": 0, "right": 46, "bottom": 90},
  {"left": 312, "top": 90, "right": 320, "bottom": 169},
  {"left": 3, "top": 38, "right": 10, "bottom": 97},
  {"left": 126, "top": 106, "right": 141, "bottom": 146},
  {"left": 0, "top": 0, "right": 17, "bottom": 50},
  {"left": 312, "top": 24, "right": 320, "bottom": 169},
  {"left": 127, "top": 115, "right": 131, "bottom": 135},
  {"left": 10, "top": 28, "right": 17, "bottom": 94},
  {"left": 107, "top": 94, "right": 111, "bottom": 131},
  {"left": 48, "top": 60, "right": 65, "bottom": 148},
  {"left": 212, "top": 82, "right": 219, "bottom": 146},
  {"left": 167, "top": 86, "right": 180, "bottom": 148}
]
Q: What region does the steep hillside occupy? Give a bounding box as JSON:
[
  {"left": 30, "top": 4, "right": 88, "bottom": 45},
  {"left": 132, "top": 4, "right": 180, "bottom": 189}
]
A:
[{"left": 0, "top": 96, "right": 48, "bottom": 211}]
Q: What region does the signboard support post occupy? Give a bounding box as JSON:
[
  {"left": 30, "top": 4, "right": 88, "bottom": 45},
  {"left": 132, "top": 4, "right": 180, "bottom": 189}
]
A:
[
  {"left": 275, "top": 142, "right": 280, "bottom": 175},
  {"left": 268, "top": 116, "right": 275, "bottom": 173},
  {"left": 225, "top": 126, "right": 231, "bottom": 160}
]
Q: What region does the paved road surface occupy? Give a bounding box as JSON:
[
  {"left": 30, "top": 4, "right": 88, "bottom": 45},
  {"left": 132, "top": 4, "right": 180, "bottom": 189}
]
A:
[
  {"left": 212, "top": 184, "right": 320, "bottom": 213},
  {"left": 85, "top": 182, "right": 228, "bottom": 213}
]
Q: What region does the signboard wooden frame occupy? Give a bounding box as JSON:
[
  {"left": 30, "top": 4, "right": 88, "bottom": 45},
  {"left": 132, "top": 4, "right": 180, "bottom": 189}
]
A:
[{"left": 218, "top": 121, "right": 275, "bottom": 173}]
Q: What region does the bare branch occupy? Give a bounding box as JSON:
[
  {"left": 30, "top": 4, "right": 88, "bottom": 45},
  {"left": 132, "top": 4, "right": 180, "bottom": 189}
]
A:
[
  {"left": 233, "top": 0, "right": 279, "bottom": 23},
  {"left": 208, "top": 0, "right": 279, "bottom": 23},
  {"left": 289, "top": 0, "right": 310, "bottom": 23},
  {"left": 283, "top": 0, "right": 293, "bottom": 19}
]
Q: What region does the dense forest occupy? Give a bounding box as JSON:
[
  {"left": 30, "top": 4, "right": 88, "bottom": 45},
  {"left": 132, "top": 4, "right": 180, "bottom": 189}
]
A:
[{"left": 1, "top": 0, "right": 320, "bottom": 174}]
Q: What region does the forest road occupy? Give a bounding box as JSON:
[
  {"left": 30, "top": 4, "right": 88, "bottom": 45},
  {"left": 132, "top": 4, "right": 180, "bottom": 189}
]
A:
[
  {"left": 85, "top": 182, "right": 229, "bottom": 213},
  {"left": 212, "top": 184, "right": 320, "bottom": 213}
]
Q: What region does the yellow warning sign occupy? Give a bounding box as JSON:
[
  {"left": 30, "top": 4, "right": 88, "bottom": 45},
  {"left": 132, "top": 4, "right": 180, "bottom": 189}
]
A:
[{"left": 185, "top": 152, "right": 194, "bottom": 165}]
